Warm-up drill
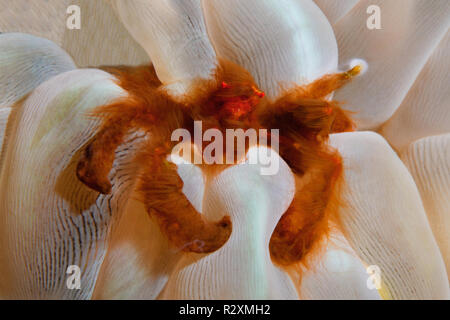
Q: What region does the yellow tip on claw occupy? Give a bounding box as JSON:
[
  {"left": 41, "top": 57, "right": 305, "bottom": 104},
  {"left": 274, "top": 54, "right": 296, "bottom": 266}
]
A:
[{"left": 344, "top": 65, "right": 362, "bottom": 78}]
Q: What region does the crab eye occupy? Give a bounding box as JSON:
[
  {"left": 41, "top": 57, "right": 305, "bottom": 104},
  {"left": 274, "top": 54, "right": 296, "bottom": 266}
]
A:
[{"left": 251, "top": 85, "right": 265, "bottom": 98}]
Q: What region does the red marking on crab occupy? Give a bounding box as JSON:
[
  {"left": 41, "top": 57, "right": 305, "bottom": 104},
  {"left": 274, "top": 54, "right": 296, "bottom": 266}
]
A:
[
  {"left": 221, "top": 81, "right": 231, "bottom": 89},
  {"left": 222, "top": 96, "right": 255, "bottom": 118}
]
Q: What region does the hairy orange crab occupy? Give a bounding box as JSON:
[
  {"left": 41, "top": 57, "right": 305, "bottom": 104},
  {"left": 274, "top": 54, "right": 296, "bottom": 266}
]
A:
[{"left": 76, "top": 60, "right": 360, "bottom": 265}]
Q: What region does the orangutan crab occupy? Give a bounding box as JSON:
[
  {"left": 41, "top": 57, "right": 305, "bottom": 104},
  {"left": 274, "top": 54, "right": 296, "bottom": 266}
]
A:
[{"left": 76, "top": 60, "right": 360, "bottom": 267}]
